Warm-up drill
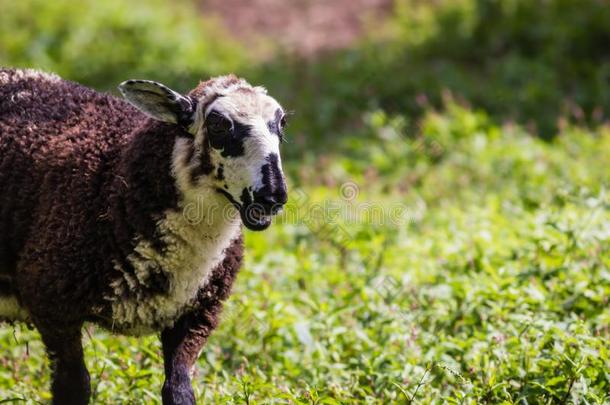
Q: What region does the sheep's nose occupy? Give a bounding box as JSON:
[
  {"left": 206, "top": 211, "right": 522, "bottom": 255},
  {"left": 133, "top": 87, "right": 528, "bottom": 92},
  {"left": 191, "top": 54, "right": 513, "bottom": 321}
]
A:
[
  {"left": 254, "top": 153, "right": 287, "bottom": 214},
  {"left": 265, "top": 190, "right": 287, "bottom": 206},
  {"left": 256, "top": 191, "right": 287, "bottom": 215}
]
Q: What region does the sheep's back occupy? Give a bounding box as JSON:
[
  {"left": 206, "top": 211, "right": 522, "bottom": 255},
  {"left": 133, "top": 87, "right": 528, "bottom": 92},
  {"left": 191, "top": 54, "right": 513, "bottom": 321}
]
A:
[{"left": 0, "top": 68, "right": 142, "bottom": 275}]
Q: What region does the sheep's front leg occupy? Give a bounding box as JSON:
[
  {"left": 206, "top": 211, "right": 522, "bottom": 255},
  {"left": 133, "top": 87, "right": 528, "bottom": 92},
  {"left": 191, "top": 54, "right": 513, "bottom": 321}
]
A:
[
  {"left": 161, "top": 236, "right": 243, "bottom": 404},
  {"left": 38, "top": 323, "right": 91, "bottom": 405},
  {"left": 161, "top": 311, "right": 218, "bottom": 405}
]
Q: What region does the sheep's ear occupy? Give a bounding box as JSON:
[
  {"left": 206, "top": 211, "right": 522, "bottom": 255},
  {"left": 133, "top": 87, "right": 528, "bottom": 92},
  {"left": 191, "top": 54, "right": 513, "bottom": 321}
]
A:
[{"left": 118, "top": 80, "right": 196, "bottom": 127}]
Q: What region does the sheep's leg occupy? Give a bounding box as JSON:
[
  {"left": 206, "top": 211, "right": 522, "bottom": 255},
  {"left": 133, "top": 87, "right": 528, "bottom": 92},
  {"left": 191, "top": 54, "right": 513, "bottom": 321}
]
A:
[
  {"left": 161, "top": 311, "right": 218, "bottom": 405},
  {"left": 38, "top": 323, "right": 91, "bottom": 405},
  {"left": 161, "top": 236, "right": 243, "bottom": 404}
]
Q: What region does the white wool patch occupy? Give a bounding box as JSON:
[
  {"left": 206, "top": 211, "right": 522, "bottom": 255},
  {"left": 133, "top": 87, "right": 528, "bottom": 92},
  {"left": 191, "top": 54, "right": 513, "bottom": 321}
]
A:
[
  {"left": 0, "top": 295, "right": 29, "bottom": 322},
  {"left": 108, "top": 205, "right": 240, "bottom": 335},
  {"left": 105, "top": 138, "right": 241, "bottom": 336}
]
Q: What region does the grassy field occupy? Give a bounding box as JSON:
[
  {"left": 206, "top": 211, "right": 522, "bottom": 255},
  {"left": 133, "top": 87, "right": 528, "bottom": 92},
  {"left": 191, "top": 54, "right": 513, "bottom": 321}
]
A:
[
  {"left": 1, "top": 0, "right": 610, "bottom": 403},
  {"left": 1, "top": 105, "right": 609, "bottom": 403}
]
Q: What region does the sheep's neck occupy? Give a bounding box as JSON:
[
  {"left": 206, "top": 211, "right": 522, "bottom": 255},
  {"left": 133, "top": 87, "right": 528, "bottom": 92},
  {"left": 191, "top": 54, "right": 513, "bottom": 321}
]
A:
[
  {"left": 103, "top": 126, "right": 242, "bottom": 334},
  {"left": 108, "top": 122, "right": 240, "bottom": 254}
]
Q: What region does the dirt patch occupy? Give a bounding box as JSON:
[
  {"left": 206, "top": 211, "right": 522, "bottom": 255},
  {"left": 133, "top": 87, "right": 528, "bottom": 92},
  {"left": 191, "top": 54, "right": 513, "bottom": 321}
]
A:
[{"left": 199, "top": 0, "right": 393, "bottom": 55}]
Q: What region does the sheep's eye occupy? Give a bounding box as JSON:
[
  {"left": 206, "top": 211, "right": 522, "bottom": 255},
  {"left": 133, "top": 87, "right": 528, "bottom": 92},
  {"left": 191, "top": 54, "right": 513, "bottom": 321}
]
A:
[
  {"left": 207, "top": 112, "right": 232, "bottom": 135},
  {"left": 278, "top": 115, "right": 287, "bottom": 143},
  {"left": 206, "top": 112, "right": 232, "bottom": 149}
]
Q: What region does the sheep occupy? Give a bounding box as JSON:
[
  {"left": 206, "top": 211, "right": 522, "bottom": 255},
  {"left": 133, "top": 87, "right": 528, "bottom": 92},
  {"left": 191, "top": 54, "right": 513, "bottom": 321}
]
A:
[{"left": 0, "top": 68, "right": 288, "bottom": 404}]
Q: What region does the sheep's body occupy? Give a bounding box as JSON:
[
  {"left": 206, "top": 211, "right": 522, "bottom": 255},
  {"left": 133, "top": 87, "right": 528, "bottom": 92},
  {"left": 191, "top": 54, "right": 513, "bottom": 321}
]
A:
[
  {"left": 0, "top": 68, "right": 287, "bottom": 404},
  {"left": 0, "top": 68, "right": 241, "bottom": 335}
]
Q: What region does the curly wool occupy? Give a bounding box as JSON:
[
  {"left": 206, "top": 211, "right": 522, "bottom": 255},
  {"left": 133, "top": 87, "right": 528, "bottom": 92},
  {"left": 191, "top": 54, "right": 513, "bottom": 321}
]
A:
[{"left": 0, "top": 68, "right": 243, "bottom": 333}]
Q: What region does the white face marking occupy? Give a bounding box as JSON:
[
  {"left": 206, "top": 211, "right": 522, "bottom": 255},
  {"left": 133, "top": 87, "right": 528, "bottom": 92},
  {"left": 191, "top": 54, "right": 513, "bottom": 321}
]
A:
[
  {"left": 203, "top": 91, "right": 285, "bottom": 206},
  {"left": 242, "top": 118, "right": 282, "bottom": 192}
]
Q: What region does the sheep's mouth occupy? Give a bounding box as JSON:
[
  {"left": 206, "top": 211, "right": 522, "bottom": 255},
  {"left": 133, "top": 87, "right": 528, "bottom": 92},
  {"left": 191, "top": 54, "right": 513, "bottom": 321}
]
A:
[
  {"left": 216, "top": 188, "right": 273, "bottom": 231},
  {"left": 240, "top": 205, "right": 272, "bottom": 231}
]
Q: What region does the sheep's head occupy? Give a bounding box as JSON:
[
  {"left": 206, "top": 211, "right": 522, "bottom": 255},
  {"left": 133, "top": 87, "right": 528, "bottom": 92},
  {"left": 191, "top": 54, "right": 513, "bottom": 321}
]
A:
[{"left": 119, "top": 76, "right": 288, "bottom": 231}]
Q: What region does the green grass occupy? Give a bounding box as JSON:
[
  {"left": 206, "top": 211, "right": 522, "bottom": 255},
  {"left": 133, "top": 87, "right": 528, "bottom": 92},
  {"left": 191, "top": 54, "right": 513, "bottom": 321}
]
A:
[{"left": 1, "top": 106, "right": 608, "bottom": 403}]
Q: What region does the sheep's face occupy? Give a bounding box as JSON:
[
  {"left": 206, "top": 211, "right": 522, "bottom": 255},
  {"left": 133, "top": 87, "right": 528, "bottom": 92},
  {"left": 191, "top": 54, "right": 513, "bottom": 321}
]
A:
[
  {"left": 119, "top": 76, "right": 288, "bottom": 231},
  {"left": 198, "top": 88, "right": 288, "bottom": 231}
]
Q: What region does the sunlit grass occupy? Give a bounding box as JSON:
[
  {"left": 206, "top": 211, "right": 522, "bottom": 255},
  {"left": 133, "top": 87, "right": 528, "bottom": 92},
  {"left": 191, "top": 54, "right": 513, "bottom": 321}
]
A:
[{"left": 1, "top": 108, "right": 608, "bottom": 403}]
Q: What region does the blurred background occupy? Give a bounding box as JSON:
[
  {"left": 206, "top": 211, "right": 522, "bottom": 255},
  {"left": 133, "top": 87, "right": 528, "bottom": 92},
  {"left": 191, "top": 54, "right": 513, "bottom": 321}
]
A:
[{"left": 1, "top": 0, "right": 609, "bottom": 403}]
